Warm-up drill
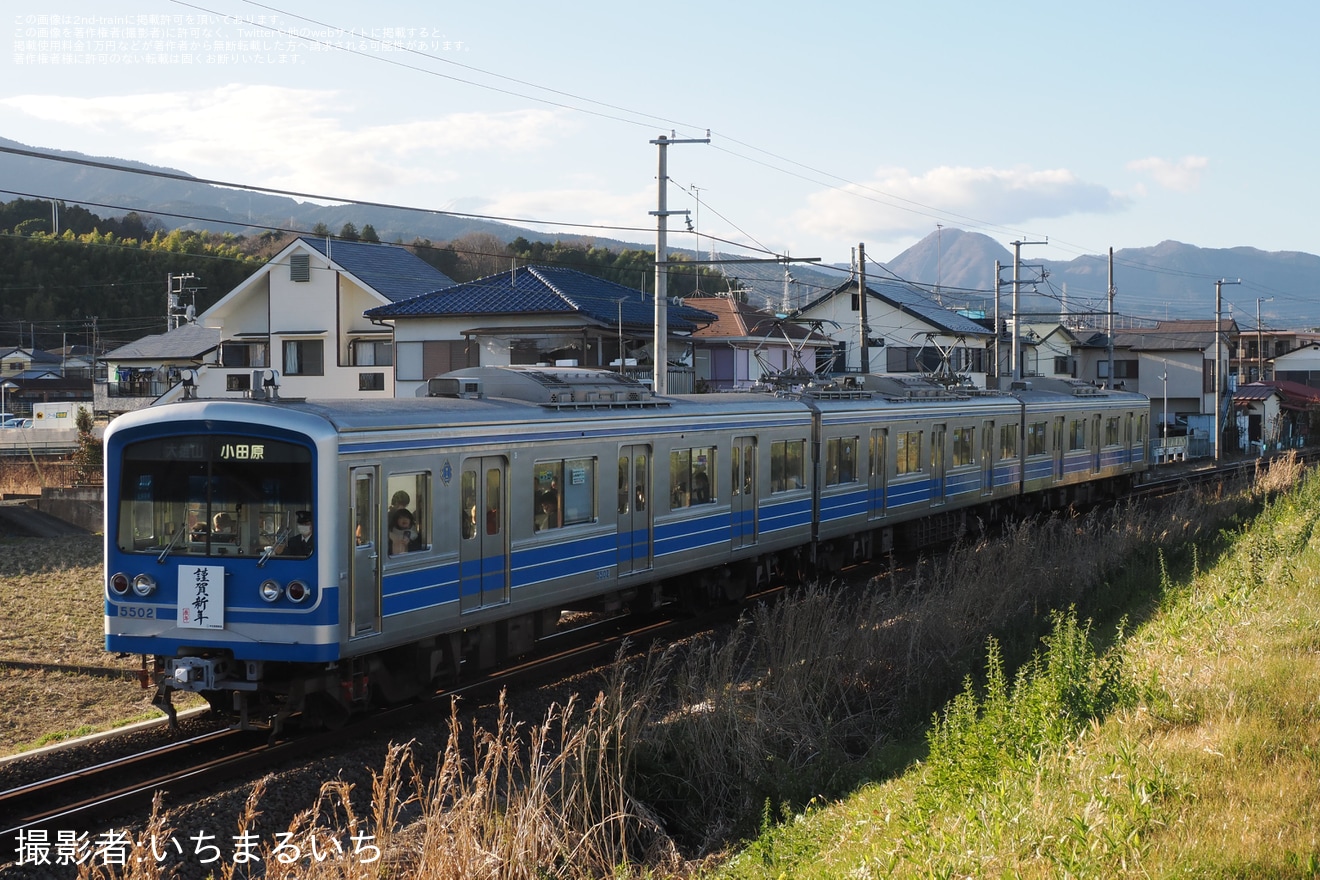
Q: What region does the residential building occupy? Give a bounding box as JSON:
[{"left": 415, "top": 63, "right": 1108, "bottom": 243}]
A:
[
  {"left": 365, "top": 265, "right": 717, "bottom": 396},
  {"left": 794, "top": 278, "right": 992, "bottom": 385},
  {"left": 682, "top": 296, "right": 837, "bottom": 391},
  {"left": 94, "top": 237, "right": 456, "bottom": 409}
]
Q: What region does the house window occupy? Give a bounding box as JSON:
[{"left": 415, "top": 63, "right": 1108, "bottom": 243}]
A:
[
  {"left": 1098, "top": 359, "right": 1139, "bottom": 380},
  {"left": 396, "top": 340, "right": 478, "bottom": 381},
  {"left": 226, "top": 374, "right": 251, "bottom": 392},
  {"left": 290, "top": 253, "right": 310, "bottom": 282},
  {"left": 220, "top": 341, "right": 269, "bottom": 368},
  {"left": 283, "top": 339, "right": 323, "bottom": 376},
  {"left": 353, "top": 339, "right": 393, "bottom": 367},
  {"left": 359, "top": 372, "right": 385, "bottom": 391}
]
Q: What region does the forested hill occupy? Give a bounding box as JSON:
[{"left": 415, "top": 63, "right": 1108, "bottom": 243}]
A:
[{"left": 0, "top": 199, "right": 736, "bottom": 352}]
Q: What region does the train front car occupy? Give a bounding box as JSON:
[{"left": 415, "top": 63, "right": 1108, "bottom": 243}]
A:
[{"left": 104, "top": 400, "right": 340, "bottom": 730}]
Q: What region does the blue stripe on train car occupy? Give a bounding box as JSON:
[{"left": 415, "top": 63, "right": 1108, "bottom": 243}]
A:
[
  {"left": 757, "top": 496, "right": 813, "bottom": 536},
  {"left": 382, "top": 563, "right": 460, "bottom": 616},
  {"left": 819, "top": 489, "right": 867, "bottom": 522},
  {"left": 512, "top": 533, "right": 618, "bottom": 588},
  {"left": 654, "top": 510, "right": 731, "bottom": 557}
]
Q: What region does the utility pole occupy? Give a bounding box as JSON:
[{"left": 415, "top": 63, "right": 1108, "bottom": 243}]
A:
[
  {"left": 1256, "top": 296, "right": 1273, "bottom": 382},
  {"left": 1107, "top": 248, "right": 1116, "bottom": 388},
  {"left": 1010, "top": 239, "right": 1047, "bottom": 382},
  {"left": 650, "top": 132, "right": 707, "bottom": 395},
  {"left": 858, "top": 242, "right": 869, "bottom": 373},
  {"left": 167, "top": 272, "right": 200, "bottom": 331},
  {"left": 1214, "top": 278, "right": 1241, "bottom": 461},
  {"left": 992, "top": 260, "right": 1001, "bottom": 384}
]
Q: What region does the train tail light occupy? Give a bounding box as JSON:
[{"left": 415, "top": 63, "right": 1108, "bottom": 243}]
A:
[{"left": 110, "top": 572, "right": 131, "bottom": 595}]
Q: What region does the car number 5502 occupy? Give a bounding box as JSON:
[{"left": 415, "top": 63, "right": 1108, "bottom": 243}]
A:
[{"left": 117, "top": 605, "right": 156, "bottom": 619}]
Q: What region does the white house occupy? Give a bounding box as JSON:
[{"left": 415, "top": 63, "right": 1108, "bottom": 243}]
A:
[{"left": 794, "top": 279, "right": 992, "bottom": 386}]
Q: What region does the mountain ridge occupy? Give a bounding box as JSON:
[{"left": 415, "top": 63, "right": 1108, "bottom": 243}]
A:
[{"left": 4, "top": 137, "right": 1317, "bottom": 328}]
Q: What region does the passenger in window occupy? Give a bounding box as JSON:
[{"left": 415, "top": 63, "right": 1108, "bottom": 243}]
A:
[
  {"left": 390, "top": 490, "right": 412, "bottom": 516},
  {"left": 671, "top": 481, "right": 689, "bottom": 508},
  {"left": 211, "top": 512, "right": 236, "bottom": 541},
  {"left": 535, "top": 484, "right": 559, "bottom": 531},
  {"left": 692, "top": 471, "right": 710, "bottom": 504},
  {"left": 389, "top": 508, "right": 423, "bottom": 554}
]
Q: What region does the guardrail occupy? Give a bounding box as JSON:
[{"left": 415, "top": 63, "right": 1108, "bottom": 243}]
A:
[{"left": 0, "top": 429, "right": 81, "bottom": 457}]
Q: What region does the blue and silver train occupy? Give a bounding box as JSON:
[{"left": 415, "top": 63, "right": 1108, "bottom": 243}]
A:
[{"left": 104, "top": 366, "right": 1149, "bottom": 729}]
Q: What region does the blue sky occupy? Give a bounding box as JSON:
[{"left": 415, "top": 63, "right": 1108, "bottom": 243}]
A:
[{"left": 5, "top": 0, "right": 1318, "bottom": 276}]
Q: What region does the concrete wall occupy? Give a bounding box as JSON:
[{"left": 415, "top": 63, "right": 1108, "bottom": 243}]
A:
[{"left": 39, "top": 485, "right": 103, "bottom": 534}]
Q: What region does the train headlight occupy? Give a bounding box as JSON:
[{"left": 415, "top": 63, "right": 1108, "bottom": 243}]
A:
[
  {"left": 259, "top": 579, "right": 283, "bottom": 603},
  {"left": 286, "top": 580, "right": 309, "bottom": 603},
  {"left": 131, "top": 574, "right": 157, "bottom": 597},
  {"left": 110, "top": 572, "right": 131, "bottom": 596}
]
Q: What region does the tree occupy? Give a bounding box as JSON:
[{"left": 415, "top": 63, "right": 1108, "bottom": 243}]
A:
[
  {"left": 339, "top": 222, "right": 360, "bottom": 242},
  {"left": 311, "top": 222, "right": 331, "bottom": 236},
  {"left": 360, "top": 224, "right": 380, "bottom": 243},
  {"left": 71, "top": 406, "right": 102, "bottom": 484}
]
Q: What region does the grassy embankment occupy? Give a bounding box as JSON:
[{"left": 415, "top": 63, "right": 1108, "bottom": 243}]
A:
[{"left": 716, "top": 458, "right": 1320, "bottom": 879}]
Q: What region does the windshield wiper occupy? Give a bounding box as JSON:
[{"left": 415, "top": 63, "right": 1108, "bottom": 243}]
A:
[
  {"left": 157, "top": 523, "right": 187, "bottom": 564},
  {"left": 257, "top": 526, "right": 289, "bottom": 568}
]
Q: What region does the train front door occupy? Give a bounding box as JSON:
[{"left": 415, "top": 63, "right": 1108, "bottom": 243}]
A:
[
  {"left": 616, "top": 445, "right": 652, "bottom": 575},
  {"left": 731, "top": 436, "right": 758, "bottom": 549},
  {"left": 459, "top": 457, "right": 509, "bottom": 612},
  {"left": 349, "top": 467, "right": 381, "bottom": 638}
]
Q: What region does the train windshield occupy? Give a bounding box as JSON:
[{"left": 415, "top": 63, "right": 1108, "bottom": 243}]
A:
[{"left": 116, "top": 434, "right": 314, "bottom": 559}]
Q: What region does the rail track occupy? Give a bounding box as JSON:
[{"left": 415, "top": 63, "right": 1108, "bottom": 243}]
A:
[{"left": 0, "top": 599, "right": 735, "bottom": 868}]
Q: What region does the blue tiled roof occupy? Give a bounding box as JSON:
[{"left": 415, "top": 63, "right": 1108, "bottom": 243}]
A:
[
  {"left": 802, "top": 279, "right": 991, "bottom": 337},
  {"left": 302, "top": 238, "right": 456, "bottom": 302},
  {"left": 365, "top": 265, "right": 717, "bottom": 333}
]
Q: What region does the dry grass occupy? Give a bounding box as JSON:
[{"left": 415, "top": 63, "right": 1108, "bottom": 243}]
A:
[{"left": 0, "top": 534, "right": 164, "bottom": 754}]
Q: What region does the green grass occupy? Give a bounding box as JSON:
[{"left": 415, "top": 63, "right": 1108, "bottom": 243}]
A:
[{"left": 713, "top": 467, "right": 1320, "bottom": 879}]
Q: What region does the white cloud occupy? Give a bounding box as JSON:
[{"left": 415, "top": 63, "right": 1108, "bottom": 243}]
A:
[
  {"left": 794, "top": 164, "right": 1126, "bottom": 243},
  {"left": 1126, "top": 155, "right": 1209, "bottom": 192},
  {"left": 0, "top": 86, "right": 575, "bottom": 199},
  {"left": 475, "top": 185, "right": 653, "bottom": 233}
]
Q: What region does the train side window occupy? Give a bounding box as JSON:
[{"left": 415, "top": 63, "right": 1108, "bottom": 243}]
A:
[
  {"left": 1104, "top": 416, "right": 1121, "bottom": 446},
  {"left": 670, "top": 446, "right": 715, "bottom": 508},
  {"left": 770, "top": 439, "right": 806, "bottom": 491},
  {"left": 825, "top": 437, "right": 858, "bottom": 486},
  {"left": 386, "top": 471, "right": 430, "bottom": 553},
  {"left": 999, "top": 423, "right": 1019, "bottom": 460},
  {"left": 1069, "top": 419, "right": 1086, "bottom": 451},
  {"left": 952, "top": 427, "right": 975, "bottom": 467},
  {"left": 385, "top": 472, "right": 432, "bottom": 554},
  {"left": 1027, "top": 421, "right": 1048, "bottom": 455},
  {"left": 534, "top": 458, "right": 596, "bottom": 532},
  {"left": 895, "top": 432, "right": 922, "bottom": 476}
]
